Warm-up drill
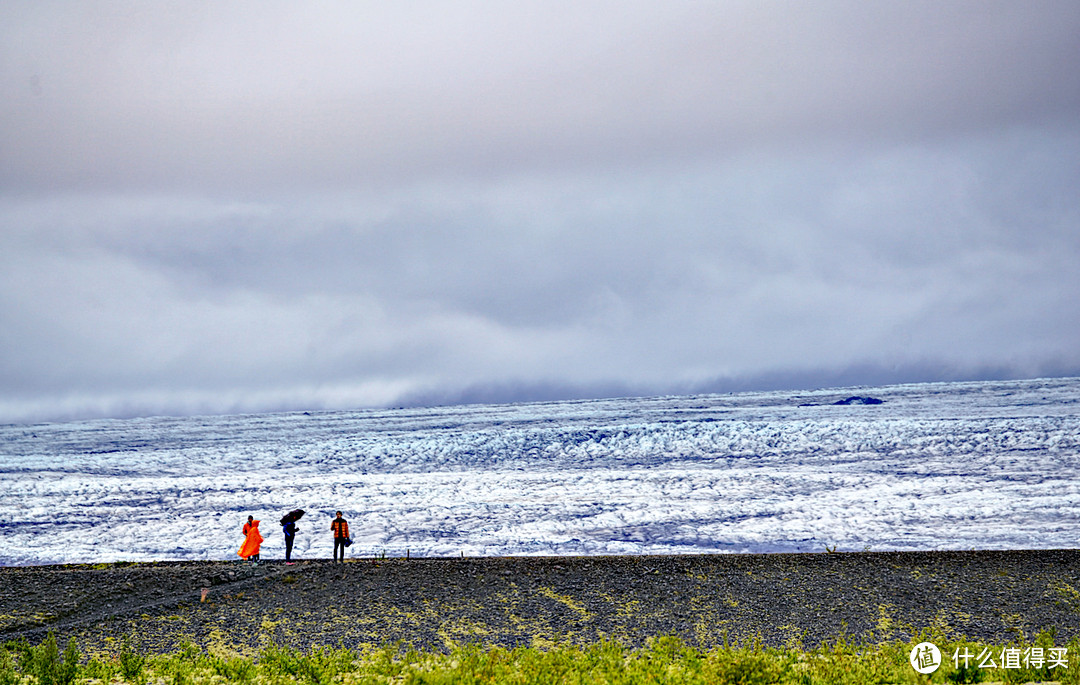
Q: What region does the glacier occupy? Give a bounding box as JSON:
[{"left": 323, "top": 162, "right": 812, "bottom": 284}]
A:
[{"left": 1, "top": 377, "right": 1078, "bottom": 566}]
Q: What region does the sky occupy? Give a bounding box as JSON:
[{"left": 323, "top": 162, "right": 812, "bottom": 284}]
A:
[{"left": 1, "top": 1, "right": 1079, "bottom": 424}]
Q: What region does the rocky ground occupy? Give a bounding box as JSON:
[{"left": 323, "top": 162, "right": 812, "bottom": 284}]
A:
[{"left": 2, "top": 550, "right": 1080, "bottom": 656}]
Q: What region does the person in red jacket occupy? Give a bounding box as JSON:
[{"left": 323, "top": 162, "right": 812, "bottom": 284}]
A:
[{"left": 331, "top": 511, "right": 349, "bottom": 563}]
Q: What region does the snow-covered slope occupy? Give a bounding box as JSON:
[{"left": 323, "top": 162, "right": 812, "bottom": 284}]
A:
[{"left": 1, "top": 378, "right": 1078, "bottom": 565}]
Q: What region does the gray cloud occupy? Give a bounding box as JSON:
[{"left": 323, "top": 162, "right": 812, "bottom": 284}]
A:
[
  {"left": 3, "top": 2, "right": 1078, "bottom": 191},
  {"left": 1, "top": 2, "right": 1079, "bottom": 422}
]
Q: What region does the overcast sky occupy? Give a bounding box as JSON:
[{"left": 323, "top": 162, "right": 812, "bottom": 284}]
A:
[{"left": 2, "top": 1, "right": 1079, "bottom": 423}]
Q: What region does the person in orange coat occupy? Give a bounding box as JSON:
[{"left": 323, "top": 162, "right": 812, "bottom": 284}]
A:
[
  {"left": 238, "top": 516, "right": 263, "bottom": 561},
  {"left": 331, "top": 511, "right": 349, "bottom": 563}
]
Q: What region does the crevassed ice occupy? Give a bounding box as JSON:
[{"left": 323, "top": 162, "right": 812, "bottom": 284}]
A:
[{"left": 0, "top": 377, "right": 1078, "bottom": 565}]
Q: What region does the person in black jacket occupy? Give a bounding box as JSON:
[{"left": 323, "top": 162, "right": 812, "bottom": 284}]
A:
[{"left": 283, "top": 519, "right": 298, "bottom": 563}]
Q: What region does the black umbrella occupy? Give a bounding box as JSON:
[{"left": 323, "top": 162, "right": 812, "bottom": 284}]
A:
[{"left": 280, "top": 509, "right": 305, "bottom": 525}]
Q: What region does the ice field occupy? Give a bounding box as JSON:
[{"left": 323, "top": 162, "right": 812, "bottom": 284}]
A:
[{"left": 1, "top": 377, "right": 1078, "bottom": 566}]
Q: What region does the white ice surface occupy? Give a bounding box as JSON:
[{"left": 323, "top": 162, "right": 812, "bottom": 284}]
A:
[{"left": 1, "top": 378, "right": 1078, "bottom": 565}]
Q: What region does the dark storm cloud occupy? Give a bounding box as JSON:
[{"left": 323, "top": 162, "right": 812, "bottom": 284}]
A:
[{"left": 1, "top": 1, "right": 1079, "bottom": 422}]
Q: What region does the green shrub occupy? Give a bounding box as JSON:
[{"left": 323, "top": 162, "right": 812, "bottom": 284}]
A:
[
  {"left": 4, "top": 633, "right": 79, "bottom": 685},
  {"left": 118, "top": 636, "right": 146, "bottom": 684},
  {"left": 0, "top": 644, "right": 18, "bottom": 685},
  {"left": 211, "top": 654, "right": 255, "bottom": 682},
  {"left": 4, "top": 631, "right": 1080, "bottom": 684}
]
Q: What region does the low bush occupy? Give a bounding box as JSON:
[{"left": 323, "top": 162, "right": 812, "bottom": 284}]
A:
[
  {"left": 1, "top": 632, "right": 1078, "bottom": 684},
  {"left": 2, "top": 633, "right": 79, "bottom": 685}
]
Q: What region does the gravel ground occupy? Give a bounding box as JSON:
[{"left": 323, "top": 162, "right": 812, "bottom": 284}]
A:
[{"left": 2, "top": 550, "right": 1080, "bottom": 656}]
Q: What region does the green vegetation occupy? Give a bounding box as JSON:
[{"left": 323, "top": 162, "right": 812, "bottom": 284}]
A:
[
  {"left": 1, "top": 632, "right": 78, "bottom": 685},
  {"left": 3, "top": 631, "right": 1079, "bottom": 684}
]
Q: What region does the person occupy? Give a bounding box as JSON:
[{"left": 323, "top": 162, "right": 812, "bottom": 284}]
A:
[
  {"left": 283, "top": 517, "right": 298, "bottom": 563},
  {"left": 331, "top": 511, "right": 349, "bottom": 563},
  {"left": 238, "top": 516, "right": 262, "bottom": 562}
]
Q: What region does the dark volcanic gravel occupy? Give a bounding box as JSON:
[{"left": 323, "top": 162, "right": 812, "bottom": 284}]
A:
[{"left": 3, "top": 550, "right": 1080, "bottom": 655}]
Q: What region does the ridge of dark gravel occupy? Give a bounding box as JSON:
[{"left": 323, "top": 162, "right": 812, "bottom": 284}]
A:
[{"left": 2, "top": 550, "right": 1080, "bottom": 655}]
